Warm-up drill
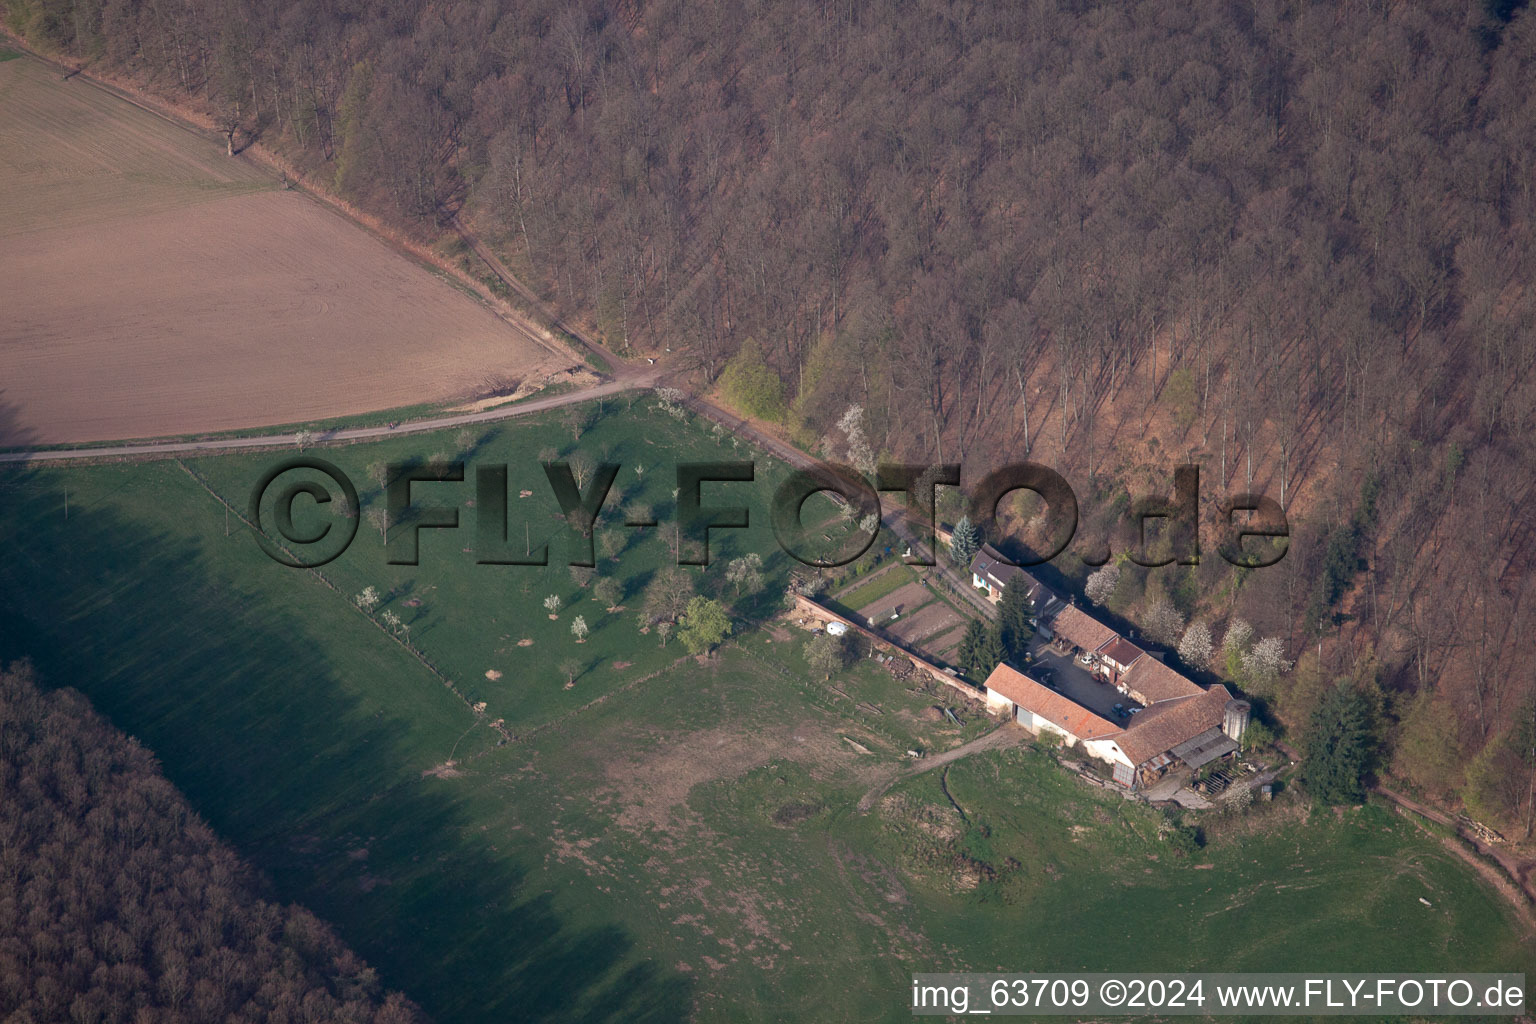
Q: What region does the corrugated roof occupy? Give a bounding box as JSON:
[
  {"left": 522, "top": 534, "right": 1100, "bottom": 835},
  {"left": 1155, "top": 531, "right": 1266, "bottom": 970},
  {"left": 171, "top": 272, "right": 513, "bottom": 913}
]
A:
[
  {"left": 1114, "top": 685, "right": 1232, "bottom": 767},
  {"left": 1170, "top": 727, "right": 1238, "bottom": 769},
  {"left": 1049, "top": 604, "right": 1118, "bottom": 653},
  {"left": 1120, "top": 653, "right": 1203, "bottom": 704},
  {"left": 982, "top": 663, "right": 1122, "bottom": 742}
]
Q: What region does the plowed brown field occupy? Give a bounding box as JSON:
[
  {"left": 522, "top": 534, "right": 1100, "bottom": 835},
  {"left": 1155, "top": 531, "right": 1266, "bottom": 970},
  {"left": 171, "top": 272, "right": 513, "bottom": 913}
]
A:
[{"left": 0, "top": 55, "right": 564, "bottom": 443}]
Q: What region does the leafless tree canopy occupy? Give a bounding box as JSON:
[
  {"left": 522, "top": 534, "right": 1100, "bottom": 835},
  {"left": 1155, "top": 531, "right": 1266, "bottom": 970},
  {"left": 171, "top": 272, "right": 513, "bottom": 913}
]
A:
[{"left": 0, "top": 662, "right": 423, "bottom": 1024}]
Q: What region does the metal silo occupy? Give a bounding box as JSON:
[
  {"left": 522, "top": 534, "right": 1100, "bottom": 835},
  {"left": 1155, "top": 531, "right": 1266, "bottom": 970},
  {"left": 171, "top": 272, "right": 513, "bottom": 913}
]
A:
[{"left": 1223, "top": 699, "right": 1251, "bottom": 742}]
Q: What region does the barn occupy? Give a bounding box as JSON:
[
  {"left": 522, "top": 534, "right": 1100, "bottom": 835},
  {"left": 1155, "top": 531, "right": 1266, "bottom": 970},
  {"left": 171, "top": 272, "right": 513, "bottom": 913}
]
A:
[
  {"left": 1048, "top": 603, "right": 1118, "bottom": 665},
  {"left": 1119, "top": 653, "right": 1204, "bottom": 705},
  {"left": 982, "top": 664, "right": 1247, "bottom": 791},
  {"left": 1090, "top": 686, "right": 1244, "bottom": 788},
  {"left": 981, "top": 664, "right": 1121, "bottom": 746}
]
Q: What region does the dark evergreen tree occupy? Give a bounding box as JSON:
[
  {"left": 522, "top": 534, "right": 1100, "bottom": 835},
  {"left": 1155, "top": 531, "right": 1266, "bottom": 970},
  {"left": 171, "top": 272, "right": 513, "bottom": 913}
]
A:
[
  {"left": 949, "top": 515, "right": 980, "bottom": 569},
  {"left": 1301, "top": 683, "right": 1376, "bottom": 804},
  {"left": 997, "top": 580, "right": 1034, "bottom": 664},
  {"left": 957, "top": 618, "right": 988, "bottom": 679},
  {"left": 975, "top": 623, "right": 1007, "bottom": 676}
]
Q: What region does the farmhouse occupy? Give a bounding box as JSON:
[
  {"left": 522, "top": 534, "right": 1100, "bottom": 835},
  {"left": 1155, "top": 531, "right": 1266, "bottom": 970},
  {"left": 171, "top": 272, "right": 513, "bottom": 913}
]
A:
[
  {"left": 968, "top": 545, "right": 1063, "bottom": 617},
  {"left": 1095, "top": 635, "right": 1145, "bottom": 684},
  {"left": 969, "top": 543, "right": 1017, "bottom": 598},
  {"left": 963, "top": 548, "right": 1251, "bottom": 790},
  {"left": 981, "top": 660, "right": 1248, "bottom": 791},
  {"left": 1088, "top": 685, "right": 1244, "bottom": 788}
]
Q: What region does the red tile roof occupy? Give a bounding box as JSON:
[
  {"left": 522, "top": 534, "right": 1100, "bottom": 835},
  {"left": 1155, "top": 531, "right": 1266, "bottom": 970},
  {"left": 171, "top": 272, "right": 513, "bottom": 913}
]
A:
[
  {"left": 1050, "top": 604, "right": 1118, "bottom": 653},
  {"left": 982, "top": 664, "right": 1122, "bottom": 741},
  {"left": 1097, "top": 636, "right": 1145, "bottom": 669},
  {"left": 1120, "top": 653, "right": 1204, "bottom": 704},
  {"left": 1114, "top": 684, "right": 1232, "bottom": 767}
]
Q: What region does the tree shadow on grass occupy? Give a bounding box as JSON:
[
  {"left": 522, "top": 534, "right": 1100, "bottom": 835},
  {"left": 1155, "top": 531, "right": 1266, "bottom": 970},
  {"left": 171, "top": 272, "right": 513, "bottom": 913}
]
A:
[{"left": 0, "top": 433, "right": 691, "bottom": 1023}]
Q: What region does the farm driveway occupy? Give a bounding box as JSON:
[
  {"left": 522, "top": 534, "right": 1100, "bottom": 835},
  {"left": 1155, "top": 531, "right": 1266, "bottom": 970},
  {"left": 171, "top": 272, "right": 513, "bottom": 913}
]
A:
[{"left": 856, "top": 722, "right": 1027, "bottom": 812}]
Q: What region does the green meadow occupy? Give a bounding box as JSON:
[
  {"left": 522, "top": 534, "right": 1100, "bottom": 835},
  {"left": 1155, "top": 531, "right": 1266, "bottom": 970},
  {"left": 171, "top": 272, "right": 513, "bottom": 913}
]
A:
[{"left": 0, "top": 396, "right": 1529, "bottom": 1023}]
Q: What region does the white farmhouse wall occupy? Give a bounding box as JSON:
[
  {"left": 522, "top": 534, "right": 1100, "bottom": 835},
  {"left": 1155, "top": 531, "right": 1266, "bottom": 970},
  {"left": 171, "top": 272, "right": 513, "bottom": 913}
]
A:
[
  {"left": 1016, "top": 707, "right": 1077, "bottom": 746},
  {"left": 1082, "top": 737, "right": 1133, "bottom": 769},
  {"left": 985, "top": 689, "right": 1015, "bottom": 715}
]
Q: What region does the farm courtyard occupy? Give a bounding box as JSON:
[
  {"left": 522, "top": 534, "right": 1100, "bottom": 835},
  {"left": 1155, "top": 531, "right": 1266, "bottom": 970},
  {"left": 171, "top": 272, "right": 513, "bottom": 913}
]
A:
[
  {"left": 0, "top": 53, "right": 565, "bottom": 445},
  {"left": 0, "top": 395, "right": 1530, "bottom": 1022}
]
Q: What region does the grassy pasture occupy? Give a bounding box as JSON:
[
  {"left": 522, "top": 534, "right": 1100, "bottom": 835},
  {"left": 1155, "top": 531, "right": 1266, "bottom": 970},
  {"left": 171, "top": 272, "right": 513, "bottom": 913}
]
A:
[
  {"left": 176, "top": 395, "right": 863, "bottom": 734},
  {"left": 0, "top": 398, "right": 1530, "bottom": 1022}
]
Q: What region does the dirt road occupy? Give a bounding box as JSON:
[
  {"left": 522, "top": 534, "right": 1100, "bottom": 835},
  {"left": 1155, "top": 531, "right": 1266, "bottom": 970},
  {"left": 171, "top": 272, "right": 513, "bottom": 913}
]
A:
[
  {"left": 856, "top": 722, "right": 1026, "bottom": 813},
  {"left": 1377, "top": 784, "right": 1536, "bottom": 926},
  {"left": 1275, "top": 739, "right": 1536, "bottom": 929},
  {"left": 0, "top": 373, "right": 655, "bottom": 464}
]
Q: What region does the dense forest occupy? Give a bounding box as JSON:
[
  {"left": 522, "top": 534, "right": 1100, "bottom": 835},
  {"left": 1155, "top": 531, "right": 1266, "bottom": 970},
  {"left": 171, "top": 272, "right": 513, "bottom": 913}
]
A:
[
  {"left": 5, "top": 0, "right": 1536, "bottom": 827},
  {"left": 0, "top": 661, "right": 424, "bottom": 1024}
]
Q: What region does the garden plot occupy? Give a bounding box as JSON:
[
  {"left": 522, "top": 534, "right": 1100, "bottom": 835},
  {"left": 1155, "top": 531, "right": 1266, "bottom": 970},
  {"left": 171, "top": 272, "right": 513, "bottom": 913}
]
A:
[{"left": 853, "top": 581, "right": 934, "bottom": 625}]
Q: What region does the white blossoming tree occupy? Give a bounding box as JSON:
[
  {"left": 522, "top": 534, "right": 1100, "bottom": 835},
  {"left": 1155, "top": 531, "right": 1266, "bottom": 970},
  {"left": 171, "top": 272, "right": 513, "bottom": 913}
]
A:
[
  {"left": 1085, "top": 561, "right": 1121, "bottom": 605},
  {"left": 1221, "top": 618, "right": 1253, "bottom": 657},
  {"left": 1143, "top": 599, "right": 1185, "bottom": 646},
  {"left": 1242, "top": 636, "right": 1292, "bottom": 685},
  {"left": 835, "top": 405, "right": 877, "bottom": 477},
  {"left": 1178, "top": 621, "right": 1214, "bottom": 670}
]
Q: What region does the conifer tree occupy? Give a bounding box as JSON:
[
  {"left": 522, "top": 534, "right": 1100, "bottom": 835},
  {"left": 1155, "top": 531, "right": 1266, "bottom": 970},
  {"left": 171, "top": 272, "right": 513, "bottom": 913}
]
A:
[
  {"left": 997, "top": 580, "right": 1034, "bottom": 663},
  {"left": 1302, "top": 683, "right": 1376, "bottom": 804},
  {"left": 949, "top": 515, "right": 980, "bottom": 568}
]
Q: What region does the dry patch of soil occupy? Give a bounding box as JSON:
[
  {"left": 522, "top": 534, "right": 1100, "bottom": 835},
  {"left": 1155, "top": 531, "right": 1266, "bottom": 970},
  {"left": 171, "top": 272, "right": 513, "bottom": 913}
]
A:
[
  {"left": 886, "top": 602, "right": 964, "bottom": 646},
  {"left": 0, "top": 56, "right": 566, "bottom": 443},
  {"left": 601, "top": 721, "right": 849, "bottom": 832},
  {"left": 443, "top": 367, "right": 599, "bottom": 413}
]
